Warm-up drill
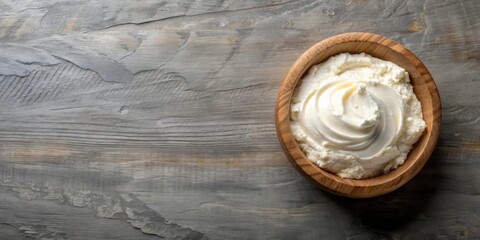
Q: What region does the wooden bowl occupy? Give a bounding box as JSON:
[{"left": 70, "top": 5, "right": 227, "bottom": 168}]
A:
[{"left": 275, "top": 32, "right": 441, "bottom": 198}]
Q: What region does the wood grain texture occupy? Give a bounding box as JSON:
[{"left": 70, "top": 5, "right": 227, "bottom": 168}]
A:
[
  {"left": 275, "top": 32, "right": 442, "bottom": 198},
  {"left": 0, "top": 0, "right": 479, "bottom": 239}
]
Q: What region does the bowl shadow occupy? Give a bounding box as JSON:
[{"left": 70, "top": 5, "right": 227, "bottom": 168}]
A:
[{"left": 321, "top": 149, "right": 441, "bottom": 231}]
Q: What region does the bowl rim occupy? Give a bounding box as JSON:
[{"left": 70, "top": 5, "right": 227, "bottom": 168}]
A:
[{"left": 274, "top": 32, "right": 442, "bottom": 198}]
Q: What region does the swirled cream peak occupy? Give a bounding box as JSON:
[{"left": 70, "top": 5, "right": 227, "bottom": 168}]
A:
[{"left": 291, "top": 53, "right": 426, "bottom": 179}]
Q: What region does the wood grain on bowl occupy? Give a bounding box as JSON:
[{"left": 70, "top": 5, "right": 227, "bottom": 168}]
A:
[{"left": 275, "top": 32, "right": 442, "bottom": 198}]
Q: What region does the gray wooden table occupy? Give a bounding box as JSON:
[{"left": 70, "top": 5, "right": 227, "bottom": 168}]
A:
[{"left": 0, "top": 0, "right": 479, "bottom": 239}]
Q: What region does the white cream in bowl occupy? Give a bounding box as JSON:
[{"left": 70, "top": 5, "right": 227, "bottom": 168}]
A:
[{"left": 290, "top": 53, "right": 426, "bottom": 179}]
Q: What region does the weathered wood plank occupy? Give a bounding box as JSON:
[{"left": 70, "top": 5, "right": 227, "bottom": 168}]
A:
[{"left": 0, "top": 0, "right": 479, "bottom": 239}]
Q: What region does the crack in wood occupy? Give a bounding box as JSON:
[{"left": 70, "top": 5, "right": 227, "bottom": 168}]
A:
[{"left": 0, "top": 180, "right": 209, "bottom": 239}]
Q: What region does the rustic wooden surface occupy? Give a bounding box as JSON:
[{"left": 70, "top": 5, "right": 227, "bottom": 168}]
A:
[{"left": 0, "top": 0, "right": 478, "bottom": 239}]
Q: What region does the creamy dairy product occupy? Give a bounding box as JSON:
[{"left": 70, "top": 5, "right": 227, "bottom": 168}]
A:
[{"left": 290, "top": 53, "right": 426, "bottom": 179}]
